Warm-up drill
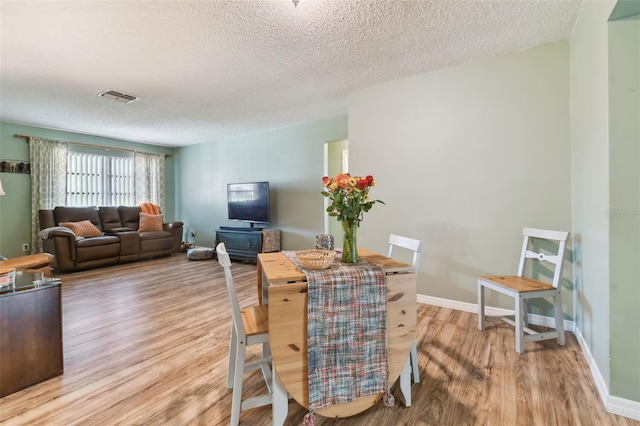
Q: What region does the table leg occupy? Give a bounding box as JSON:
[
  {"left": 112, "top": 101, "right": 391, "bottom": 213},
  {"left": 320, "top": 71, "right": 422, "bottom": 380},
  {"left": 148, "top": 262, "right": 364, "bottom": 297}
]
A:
[
  {"left": 399, "top": 357, "right": 412, "bottom": 407},
  {"left": 257, "top": 259, "right": 271, "bottom": 305},
  {"left": 257, "top": 260, "right": 263, "bottom": 304},
  {"left": 477, "top": 280, "right": 485, "bottom": 330},
  {"left": 261, "top": 268, "right": 269, "bottom": 305},
  {"left": 272, "top": 364, "right": 288, "bottom": 426}
]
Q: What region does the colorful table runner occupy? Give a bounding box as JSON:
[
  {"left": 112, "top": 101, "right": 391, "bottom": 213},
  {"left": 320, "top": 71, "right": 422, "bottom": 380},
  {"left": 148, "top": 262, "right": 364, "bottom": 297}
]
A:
[{"left": 283, "top": 251, "right": 389, "bottom": 412}]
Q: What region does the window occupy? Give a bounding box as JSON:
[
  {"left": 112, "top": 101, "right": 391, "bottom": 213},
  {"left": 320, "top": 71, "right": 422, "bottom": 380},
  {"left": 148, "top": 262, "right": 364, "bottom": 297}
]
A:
[{"left": 66, "top": 151, "right": 135, "bottom": 206}]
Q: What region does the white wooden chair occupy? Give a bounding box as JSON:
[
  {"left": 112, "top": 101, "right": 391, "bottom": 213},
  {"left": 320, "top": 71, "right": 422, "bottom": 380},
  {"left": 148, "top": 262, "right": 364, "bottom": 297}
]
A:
[
  {"left": 477, "top": 227, "right": 569, "bottom": 353},
  {"left": 388, "top": 234, "right": 423, "bottom": 384},
  {"left": 217, "top": 242, "right": 272, "bottom": 425}
]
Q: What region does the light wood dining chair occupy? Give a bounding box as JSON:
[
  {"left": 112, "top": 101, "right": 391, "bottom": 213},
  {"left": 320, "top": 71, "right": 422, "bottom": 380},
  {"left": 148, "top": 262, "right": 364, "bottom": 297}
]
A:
[
  {"left": 388, "top": 234, "right": 423, "bottom": 384},
  {"left": 477, "top": 227, "right": 569, "bottom": 353},
  {"left": 217, "top": 242, "right": 272, "bottom": 425}
]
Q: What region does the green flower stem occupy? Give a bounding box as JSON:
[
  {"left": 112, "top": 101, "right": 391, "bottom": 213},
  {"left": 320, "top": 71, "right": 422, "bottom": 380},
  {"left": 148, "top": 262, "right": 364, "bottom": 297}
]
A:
[{"left": 341, "top": 220, "right": 359, "bottom": 263}]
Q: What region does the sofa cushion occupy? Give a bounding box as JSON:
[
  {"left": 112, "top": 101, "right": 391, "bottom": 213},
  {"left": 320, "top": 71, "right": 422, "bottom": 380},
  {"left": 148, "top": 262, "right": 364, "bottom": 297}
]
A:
[
  {"left": 139, "top": 230, "right": 173, "bottom": 241},
  {"left": 55, "top": 206, "right": 101, "bottom": 230},
  {"left": 60, "top": 220, "right": 103, "bottom": 237},
  {"left": 98, "top": 207, "right": 123, "bottom": 231},
  {"left": 140, "top": 232, "right": 175, "bottom": 253},
  {"left": 39, "top": 209, "right": 57, "bottom": 230},
  {"left": 74, "top": 235, "right": 120, "bottom": 249},
  {"left": 138, "top": 213, "right": 164, "bottom": 232},
  {"left": 118, "top": 206, "right": 143, "bottom": 230},
  {"left": 75, "top": 236, "right": 121, "bottom": 263}
]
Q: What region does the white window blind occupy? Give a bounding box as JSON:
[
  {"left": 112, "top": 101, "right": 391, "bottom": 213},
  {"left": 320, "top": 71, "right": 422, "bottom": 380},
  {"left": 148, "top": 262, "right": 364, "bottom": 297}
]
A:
[{"left": 66, "top": 152, "right": 134, "bottom": 206}]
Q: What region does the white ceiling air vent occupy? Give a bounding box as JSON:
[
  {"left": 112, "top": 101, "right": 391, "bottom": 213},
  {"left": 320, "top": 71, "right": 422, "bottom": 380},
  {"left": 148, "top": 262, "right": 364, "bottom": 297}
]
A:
[{"left": 98, "top": 89, "right": 138, "bottom": 104}]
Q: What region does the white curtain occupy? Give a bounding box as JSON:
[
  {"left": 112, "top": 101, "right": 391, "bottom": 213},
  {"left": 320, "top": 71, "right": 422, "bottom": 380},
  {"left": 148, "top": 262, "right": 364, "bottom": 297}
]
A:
[
  {"left": 134, "top": 152, "right": 165, "bottom": 212},
  {"left": 30, "top": 137, "right": 68, "bottom": 252}
]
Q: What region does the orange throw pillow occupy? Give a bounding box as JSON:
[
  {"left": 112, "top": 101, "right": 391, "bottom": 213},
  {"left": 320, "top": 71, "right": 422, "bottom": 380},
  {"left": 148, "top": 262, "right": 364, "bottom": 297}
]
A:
[
  {"left": 60, "top": 220, "right": 103, "bottom": 237},
  {"left": 138, "top": 213, "right": 164, "bottom": 232}
]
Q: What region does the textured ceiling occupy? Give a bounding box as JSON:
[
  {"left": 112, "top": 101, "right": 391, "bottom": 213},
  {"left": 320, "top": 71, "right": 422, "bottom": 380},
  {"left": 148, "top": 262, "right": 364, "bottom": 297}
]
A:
[{"left": 0, "top": 0, "right": 582, "bottom": 147}]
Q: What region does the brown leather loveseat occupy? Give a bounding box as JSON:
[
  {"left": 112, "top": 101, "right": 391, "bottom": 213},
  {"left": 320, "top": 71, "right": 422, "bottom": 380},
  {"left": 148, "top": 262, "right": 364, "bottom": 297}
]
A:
[{"left": 38, "top": 206, "right": 183, "bottom": 272}]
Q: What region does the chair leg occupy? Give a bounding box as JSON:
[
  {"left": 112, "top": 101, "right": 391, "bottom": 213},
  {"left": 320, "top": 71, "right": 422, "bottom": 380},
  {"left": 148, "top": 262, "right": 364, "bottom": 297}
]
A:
[
  {"left": 477, "top": 281, "right": 485, "bottom": 330},
  {"left": 515, "top": 295, "right": 525, "bottom": 353},
  {"left": 262, "top": 340, "right": 271, "bottom": 359},
  {"left": 553, "top": 290, "right": 565, "bottom": 346},
  {"left": 231, "top": 340, "right": 247, "bottom": 426},
  {"left": 523, "top": 299, "right": 529, "bottom": 327},
  {"left": 410, "top": 340, "right": 420, "bottom": 383},
  {"left": 260, "top": 342, "right": 273, "bottom": 393},
  {"left": 272, "top": 364, "right": 289, "bottom": 426},
  {"left": 227, "top": 324, "right": 237, "bottom": 389}
]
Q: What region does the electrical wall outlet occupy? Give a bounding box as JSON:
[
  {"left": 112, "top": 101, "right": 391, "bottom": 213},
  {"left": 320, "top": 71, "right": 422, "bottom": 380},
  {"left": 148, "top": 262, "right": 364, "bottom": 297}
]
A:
[
  {"left": 190, "top": 229, "right": 197, "bottom": 239},
  {"left": 22, "top": 243, "right": 29, "bottom": 252}
]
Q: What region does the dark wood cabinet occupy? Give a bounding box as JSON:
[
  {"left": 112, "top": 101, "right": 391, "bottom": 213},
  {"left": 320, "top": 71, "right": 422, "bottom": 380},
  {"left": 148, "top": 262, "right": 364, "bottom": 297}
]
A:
[
  {"left": 215, "top": 229, "right": 280, "bottom": 261},
  {"left": 0, "top": 280, "right": 63, "bottom": 397}
]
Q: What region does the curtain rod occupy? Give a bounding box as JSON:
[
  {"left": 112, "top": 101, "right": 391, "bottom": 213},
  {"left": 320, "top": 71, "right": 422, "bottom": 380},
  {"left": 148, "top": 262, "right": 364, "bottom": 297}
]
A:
[{"left": 14, "top": 134, "right": 172, "bottom": 159}]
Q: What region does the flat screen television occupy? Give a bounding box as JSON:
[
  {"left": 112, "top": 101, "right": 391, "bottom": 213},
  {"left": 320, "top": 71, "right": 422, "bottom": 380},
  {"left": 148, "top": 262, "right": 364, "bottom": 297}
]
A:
[{"left": 227, "top": 181, "right": 270, "bottom": 227}]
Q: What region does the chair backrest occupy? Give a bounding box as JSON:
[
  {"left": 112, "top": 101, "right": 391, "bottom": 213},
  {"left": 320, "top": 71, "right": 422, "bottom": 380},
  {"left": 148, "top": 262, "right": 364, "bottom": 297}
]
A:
[
  {"left": 388, "top": 234, "right": 423, "bottom": 274},
  {"left": 216, "top": 242, "right": 246, "bottom": 337},
  {"left": 517, "top": 227, "right": 570, "bottom": 288}
]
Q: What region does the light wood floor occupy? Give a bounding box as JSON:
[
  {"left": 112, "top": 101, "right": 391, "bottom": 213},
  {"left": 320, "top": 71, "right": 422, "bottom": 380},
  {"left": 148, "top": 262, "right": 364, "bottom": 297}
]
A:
[{"left": 1, "top": 254, "right": 637, "bottom": 426}]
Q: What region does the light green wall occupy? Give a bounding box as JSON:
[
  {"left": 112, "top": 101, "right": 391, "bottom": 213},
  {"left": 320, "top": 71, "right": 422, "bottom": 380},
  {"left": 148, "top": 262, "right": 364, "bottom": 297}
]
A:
[
  {"left": 175, "top": 116, "right": 347, "bottom": 250},
  {"left": 610, "top": 0, "right": 640, "bottom": 21},
  {"left": 609, "top": 18, "right": 640, "bottom": 401},
  {"left": 348, "top": 41, "right": 573, "bottom": 317},
  {"left": 570, "top": 0, "right": 615, "bottom": 393},
  {"left": 0, "top": 122, "right": 177, "bottom": 258},
  {"left": 571, "top": 0, "right": 640, "bottom": 407}
]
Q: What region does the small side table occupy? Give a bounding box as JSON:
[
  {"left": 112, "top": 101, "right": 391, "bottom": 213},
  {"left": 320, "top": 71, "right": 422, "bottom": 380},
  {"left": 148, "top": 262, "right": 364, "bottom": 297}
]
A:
[{"left": 0, "top": 273, "right": 63, "bottom": 397}]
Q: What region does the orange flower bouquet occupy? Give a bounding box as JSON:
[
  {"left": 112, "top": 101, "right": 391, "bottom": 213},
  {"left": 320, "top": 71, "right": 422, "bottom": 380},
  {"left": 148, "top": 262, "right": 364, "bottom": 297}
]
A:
[{"left": 322, "top": 173, "right": 384, "bottom": 262}]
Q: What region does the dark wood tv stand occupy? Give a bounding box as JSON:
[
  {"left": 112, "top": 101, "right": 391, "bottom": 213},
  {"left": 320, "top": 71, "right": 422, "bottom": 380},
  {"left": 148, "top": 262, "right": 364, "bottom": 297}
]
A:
[{"left": 215, "top": 228, "right": 280, "bottom": 261}]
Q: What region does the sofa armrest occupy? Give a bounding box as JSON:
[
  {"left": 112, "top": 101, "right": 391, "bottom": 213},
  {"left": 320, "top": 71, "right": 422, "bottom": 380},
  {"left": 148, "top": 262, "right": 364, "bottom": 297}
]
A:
[
  {"left": 38, "top": 226, "right": 76, "bottom": 240},
  {"left": 163, "top": 221, "right": 184, "bottom": 231},
  {"left": 38, "top": 227, "right": 78, "bottom": 268},
  {"left": 163, "top": 221, "right": 184, "bottom": 253}
]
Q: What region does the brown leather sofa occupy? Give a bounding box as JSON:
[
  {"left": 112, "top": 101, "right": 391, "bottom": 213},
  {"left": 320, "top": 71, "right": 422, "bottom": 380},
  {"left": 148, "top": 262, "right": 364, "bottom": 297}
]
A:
[{"left": 38, "top": 206, "right": 183, "bottom": 272}]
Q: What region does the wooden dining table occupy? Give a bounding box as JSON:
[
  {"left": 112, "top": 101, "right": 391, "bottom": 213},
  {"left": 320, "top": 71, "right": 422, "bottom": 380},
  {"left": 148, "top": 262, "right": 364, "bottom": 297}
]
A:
[{"left": 257, "top": 248, "right": 417, "bottom": 425}]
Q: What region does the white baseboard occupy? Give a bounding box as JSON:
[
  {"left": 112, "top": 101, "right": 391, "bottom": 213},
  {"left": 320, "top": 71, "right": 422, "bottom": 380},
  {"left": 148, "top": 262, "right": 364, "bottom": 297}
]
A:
[
  {"left": 417, "top": 294, "right": 574, "bottom": 330},
  {"left": 417, "top": 293, "right": 511, "bottom": 316},
  {"left": 573, "top": 328, "right": 640, "bottom": 421},
  {"left": 418, "top": 294, "right": 640, "bottom": 421},
  {"left": 573, "top": 326, "right": 609, "bottom": 406},
  {"left": 608, "top": 396, "right": 640, "bottom": 421}
]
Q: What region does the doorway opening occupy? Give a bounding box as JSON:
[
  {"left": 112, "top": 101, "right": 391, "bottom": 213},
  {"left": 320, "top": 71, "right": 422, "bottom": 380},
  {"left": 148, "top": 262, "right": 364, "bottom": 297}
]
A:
[{"left": 324, "top": 139, "right": 348, "bottom": 246}]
